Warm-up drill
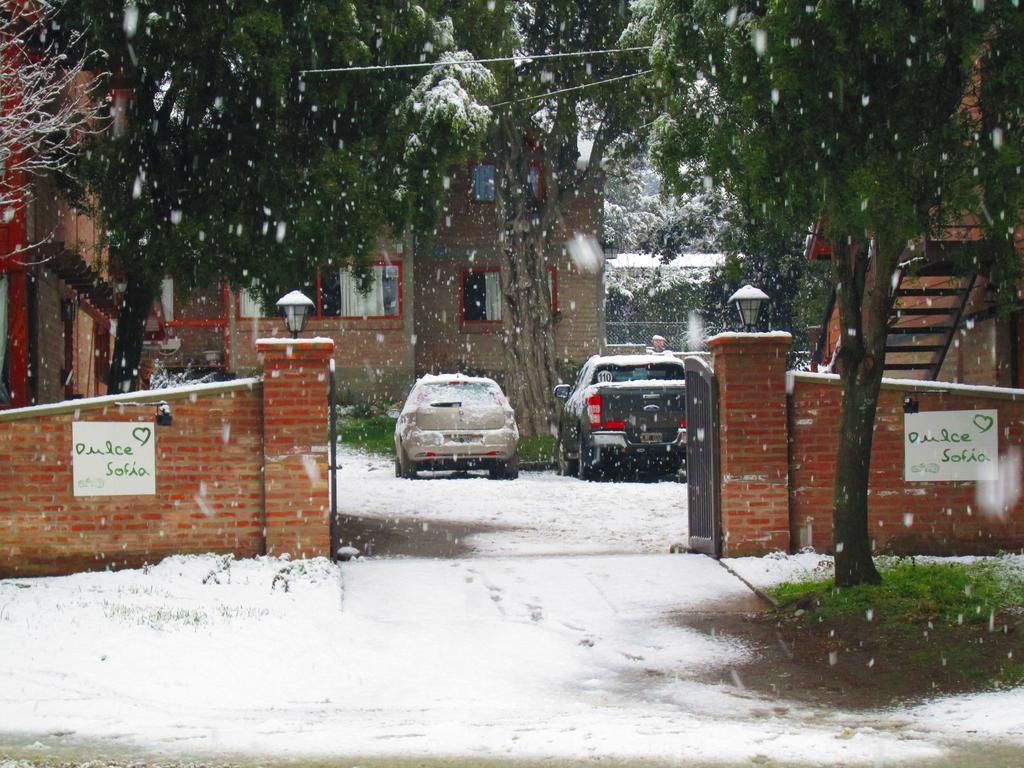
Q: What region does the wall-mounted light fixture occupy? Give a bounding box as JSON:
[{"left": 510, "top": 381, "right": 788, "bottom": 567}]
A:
[{"left": 156, "top": 401, "right": 173, "bottom": 426}]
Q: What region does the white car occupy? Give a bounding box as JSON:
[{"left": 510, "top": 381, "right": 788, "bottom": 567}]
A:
[{"left": 394, "top": 374, "right": 520, "bottom": 479}]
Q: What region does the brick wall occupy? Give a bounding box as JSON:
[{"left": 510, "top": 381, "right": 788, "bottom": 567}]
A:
[
  {"left": 414, "top": 247, "right": 505, "bottom": 377},
  {"left": 0, "top": 337, "right": 336, "bottom": 577},
  {"left": 789, "top": 373, "right": 1024, "bottom": 555},
  {"left": 0, "top": 380, "right": 265, "bottom": 577},
  {"left": 413, "top": 246, "right": 603, "bottom": 383},
  {"left": 435, "top": 167, "right": 602, "bottom": 251},
  {"left": 415, "top": 166, "right": 605, "bottom": 381},
  {"left": 708, "top": 333, "right": 793, "bottom": 556}
]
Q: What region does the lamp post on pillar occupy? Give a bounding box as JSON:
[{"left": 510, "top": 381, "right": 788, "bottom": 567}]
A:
[
  {"left": 276, "top": 290, "right": 314, "bottom": 338},
  {"left": 728, "top": 285, "right": 769, "bottom": 332}
]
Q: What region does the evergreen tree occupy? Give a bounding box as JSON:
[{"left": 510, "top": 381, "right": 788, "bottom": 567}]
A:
[
  {"left": 642, "top": 0, "right": 1024, "bottom": 585},
  {"left": 603, "top": 151, "right": 829, "bottom": 357},
  {"left": 59, "top": 1, "right": 494, "bottom": 392},
  {"left": 448, "top": 1, "right": 656, "bottom": 436}
]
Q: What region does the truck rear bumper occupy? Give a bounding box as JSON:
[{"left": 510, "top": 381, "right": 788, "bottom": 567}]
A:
[
  {"left": 587, "top": 430, "right": 687, "bottom": 471},
  {"left": 590, "top": 430, "right": 686, "bottom": 449}
]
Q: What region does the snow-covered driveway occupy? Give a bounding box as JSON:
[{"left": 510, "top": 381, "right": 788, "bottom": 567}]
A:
[
  {"left": 334, "top": 447, "right": 687, "bottom": 556},
  {"left": 0, "top": 554, "right": 960, "bottom": 765}
]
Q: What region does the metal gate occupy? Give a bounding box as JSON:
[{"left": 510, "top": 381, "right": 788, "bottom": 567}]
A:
[{"left": 685, "top": 356, "right": 722, "bottom": 557}]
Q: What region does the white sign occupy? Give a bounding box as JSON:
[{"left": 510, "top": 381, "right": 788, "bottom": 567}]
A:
[
  {"left": 904, "top": 409, "right": 998, "bottom": 482},
  {"left": 72, "top": 422, "right": 156, "bottom": 496}
]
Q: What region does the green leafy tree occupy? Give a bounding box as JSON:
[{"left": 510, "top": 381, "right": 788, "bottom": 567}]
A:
[
  {"left": 643, "top": 1, "right": 1024, "bottom": 585},
  {"left": 603, "top": 149, "right": 829, "bottom": 357},
  {"left": 59, "top": 1, "right": 494, "bottom": 392},
  {"left": 447, "top": 1, "right": 656, "bottom": 436}
]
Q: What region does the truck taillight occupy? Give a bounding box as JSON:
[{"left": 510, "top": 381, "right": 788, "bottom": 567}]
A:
[{"left": 587, "top": 393, "right": 602, "bottom": 427}]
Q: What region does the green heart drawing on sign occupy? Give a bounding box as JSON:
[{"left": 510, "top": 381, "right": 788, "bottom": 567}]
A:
[
  {"left": 907, "top": 432, "right": 919, "bottom": 444},
  {"left": 132, "top": 427, "right": 152, "bottom": 447},
  {"left": 972, "top": 414, "right": 994, "bottom": 433}
]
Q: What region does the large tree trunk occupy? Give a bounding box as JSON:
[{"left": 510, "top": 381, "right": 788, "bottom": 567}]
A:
[
  {"left": 833, "top": 362, "right": 884, "bottom": 586},
  {"left": 107, "top": 276, "right": 153, "bottom": 394},
  {"left": 830, "top": 235, "right": 894, "bottom": 587},
  {"left": 495, "top": 120, "right": 559, "bottom": 437}
]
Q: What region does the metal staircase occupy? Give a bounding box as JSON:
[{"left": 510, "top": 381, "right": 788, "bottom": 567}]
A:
[{"left": 883, "top": 263, "right": 978, "bottom": 380}]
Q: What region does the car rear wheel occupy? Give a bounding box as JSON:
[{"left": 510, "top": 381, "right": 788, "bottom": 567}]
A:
[
  {"left": 489, "top": 455, "right": 519, "bottom": 480},
  {"left": 397, "top": 445, "right": 418, "bottom": 479},
  {"left": 577, "top": 432, "right": 593, "bottom": 481},
  {"left": 557, "top": 436, "right": 578, "bottom": 477}
]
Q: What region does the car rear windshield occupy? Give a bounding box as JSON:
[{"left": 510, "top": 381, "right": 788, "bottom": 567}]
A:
[
  {"left": 591, "top": 364, "right": 685, "bottom": 383},
  {"left": 418, "top": 382, "right": 500, "bottom": 407}
]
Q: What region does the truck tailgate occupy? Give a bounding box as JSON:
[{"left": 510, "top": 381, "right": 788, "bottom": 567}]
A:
[{"left": 597, "top": 383, "right": 686, "bottom": 442}]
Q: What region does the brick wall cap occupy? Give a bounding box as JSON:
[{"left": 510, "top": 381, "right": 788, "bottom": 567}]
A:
[
  {"left": 0, "top": 378, "right": 261, "bottom": 422},
  {"left": 789, "top": 370, "right": 1024, "bottom": 401},
  {"left": 256, "top": 337, "right": 336, "bottom": 353},
  {"left": 708, "top": 331, "right": 793, "bottom": 350}
]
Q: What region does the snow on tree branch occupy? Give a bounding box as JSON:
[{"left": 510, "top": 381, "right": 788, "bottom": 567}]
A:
[
  {"left": 404, "top": 50, "right": 496, "bottom": 157},
  {"left": 0, "top": 1, "right": 102, "bottom": 235}
]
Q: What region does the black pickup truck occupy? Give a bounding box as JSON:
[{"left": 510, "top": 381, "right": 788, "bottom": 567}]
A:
[{"left": 553, "top": 354, "right": 687, "bottom": 480}]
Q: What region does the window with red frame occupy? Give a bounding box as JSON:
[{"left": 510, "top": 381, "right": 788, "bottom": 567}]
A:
[
  {"left": 322, "top": 263, "right": 401, "bottom": 318},
  {"left": 461, "top": 267, "right": 557, "bottom": 323},
  {"left": 237, "top": 263, "right": 401, "bottom": 319}
]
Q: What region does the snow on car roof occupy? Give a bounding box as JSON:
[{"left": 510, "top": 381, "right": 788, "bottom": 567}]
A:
[
  {"left": 588, "top": 354, "right": 686, "bottom": 367},
  {"left": 590, "top": 379, "right": 685, "bottom": 390},
  {"left": 415, "top": 373, "right": 502, "bottom": 388}
]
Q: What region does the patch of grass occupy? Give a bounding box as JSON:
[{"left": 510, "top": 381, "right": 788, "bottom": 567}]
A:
[
  {"left": 337, "top": 414, "right": 397, "bottom": 456},
  {"left": 519, "top": 436, "right": 556, "bottom": 463},
  {"left": 102, "top": 601, "right": 208, "bottom": 628},
  {"left": 771, "top": 558, "right": 1024, "bottom": 626}
]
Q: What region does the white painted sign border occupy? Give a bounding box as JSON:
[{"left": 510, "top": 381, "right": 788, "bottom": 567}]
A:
[
  {"left": 904, "top": 409, "right": 998, "bottom": 482},
  {"left": 72, "top": 422, "right": 157, "bottom": 496}
]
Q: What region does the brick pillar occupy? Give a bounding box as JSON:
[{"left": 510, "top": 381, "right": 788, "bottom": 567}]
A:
[
  {"left": 257, "top": 338, "right": 334, "bottom": 558},
  {"left": 708, "top": 332, "right": 792, "bottom": 556}
]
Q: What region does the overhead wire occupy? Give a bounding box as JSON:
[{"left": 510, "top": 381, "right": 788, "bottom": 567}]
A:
[
  {"left": 300, "top": 46, "right": 652, "bottom": 75},
  {"left": 487, "top": 69, "right": 654, "bottom": 108}
]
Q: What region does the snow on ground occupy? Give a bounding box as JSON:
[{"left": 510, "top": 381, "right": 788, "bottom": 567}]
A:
[
  {"left": 3, "top": 455, "right": 1024, "bottom": 764},
  {"left": 725, "top": 551, "right": 835, "bottom": 591},
  {"left": 0, "top": 553, "right": 951, "bottom": 764},
  {"left": 335, "top": 446, "right": 687, "bottom": 556}
]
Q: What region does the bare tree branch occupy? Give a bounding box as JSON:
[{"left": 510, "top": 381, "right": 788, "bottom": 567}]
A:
[{"left": 1, "top": 1, "right": 103, "bottom": 260}]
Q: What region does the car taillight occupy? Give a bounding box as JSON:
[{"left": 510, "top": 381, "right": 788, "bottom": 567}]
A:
[
  {"left": 587, "top": 393, "right": 602, "bottom": 428},
  {"left": 605, "top": 420, "right": 626, "bottom": 430}
]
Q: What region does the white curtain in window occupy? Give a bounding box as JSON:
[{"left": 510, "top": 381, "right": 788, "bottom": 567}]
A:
[
  {"left": 238, "top": 285, "right": 265, "bottom": 318},
  {"left": 340, "top": 267, "right": 385, "bottom": 317},
  {"left": 485, "top": 271, "right": 502, "bottom": 321},
  {"left": 0, "top": 275, "right": 8, "bottom": 402},
  {"left": 160, "top": 277, "right": 175, "bottom": 321}
]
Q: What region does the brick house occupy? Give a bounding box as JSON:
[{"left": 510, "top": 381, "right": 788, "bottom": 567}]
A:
[
  {"left": 149, "top": 161, "right": 606, "bottom": 401},
  {"left": 0, "top": 13, "right": 114, "bottom": 412},
  {"left": 0, "top": 155, "right": 116, "bottom": 411},
  {"left": 808, "top": 221, "right": 1024, "bottom": 389}
]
